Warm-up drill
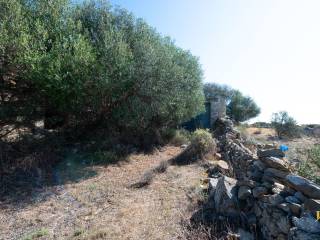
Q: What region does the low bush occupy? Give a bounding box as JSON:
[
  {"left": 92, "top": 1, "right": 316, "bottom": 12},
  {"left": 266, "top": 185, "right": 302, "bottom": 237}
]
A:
[
  {"left": 190, "top": 129, "right": 216, "bottom": 156},
  {"left": 170, "top": 129, "right": 192, "bottom": 146}
]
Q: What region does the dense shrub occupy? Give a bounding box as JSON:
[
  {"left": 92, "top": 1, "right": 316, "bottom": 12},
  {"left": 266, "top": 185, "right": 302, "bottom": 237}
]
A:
[
  {"left": 190, "top": 129, "right": 216, "bottom": 156},
  {"left": 271, "top": 111, "right": 300, "bottom": 138},
  {"left": 0, "top": 0, "right": 204, "bottom": 139}
]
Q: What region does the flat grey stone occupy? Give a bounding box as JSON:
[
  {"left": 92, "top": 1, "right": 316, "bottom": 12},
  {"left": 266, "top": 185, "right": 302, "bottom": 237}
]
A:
[
  {"left": 286, "top": 196, "right": 301, "bottom": 204},
  {"left": 292, "top": 215, "right": 320, "bottom": 233},
  {"left": 260, "top": 157, "right": 290, "bottom": 172},
  {"left": 304, "top": 199, "right": 320, "bottom": 216},
  {"left": 286, "top": 174, "right": 320, "bottom": 199},
  {"left": 258, "top": 149, "right": 285, "bottom": 159},
  {"left": 294, "top": 191, "right": 307, "bottom": 203}
]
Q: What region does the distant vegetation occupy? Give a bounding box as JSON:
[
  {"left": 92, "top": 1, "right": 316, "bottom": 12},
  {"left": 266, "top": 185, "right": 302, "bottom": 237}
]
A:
[
  {"left": 271, "top": 111, "right": 300, "bottom": 138},
  {"left": 203, "top": 83, "right": 260, "bottom": 123}
]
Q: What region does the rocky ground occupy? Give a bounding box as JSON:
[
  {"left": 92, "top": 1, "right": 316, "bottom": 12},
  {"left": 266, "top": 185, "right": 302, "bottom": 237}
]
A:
[
  {"left": 203, "top": 119, "right": 320, "bottom": 240},
  {"left": 0, "top": 146, "right": 205, "bottom": 240}
]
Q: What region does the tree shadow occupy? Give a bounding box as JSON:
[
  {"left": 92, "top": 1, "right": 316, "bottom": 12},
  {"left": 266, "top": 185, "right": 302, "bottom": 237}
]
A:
[{"left": 0, "top": 138, "right": 133, "bottom": 208}]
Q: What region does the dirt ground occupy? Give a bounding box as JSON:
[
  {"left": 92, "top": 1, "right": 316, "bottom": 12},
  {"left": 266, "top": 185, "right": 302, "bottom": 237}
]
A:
[{"left": 0, "top": 146, "right": 205, "bottom": 240}]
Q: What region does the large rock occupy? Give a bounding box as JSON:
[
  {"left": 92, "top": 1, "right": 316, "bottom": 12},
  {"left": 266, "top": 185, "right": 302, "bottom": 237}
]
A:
[
  {"left": 259, "top": 207, "right": 285, "bottom": 238},
  {"left": 208, "top": 178, "right": 219, "bottom": 198},
  {"left": 277, "top": 203, "right": 290, "bottom": 213},
  {"left": 262, "top": 194, "right": 284, "bottom": 206},
  {"left": 253, "top": 160, "right": 266, "bottom": 171},
  {"left": 238, "top": 185, "right": 252, "bottom": 200},
  {"left": 272, "top": 183, "right": 285, "bottom": 194},
  {"left": 215, "top": 160, "right": 229, "bottom": 171},
  {"left": 207, "top": 160, "right": 229, "bottom": 176},
  {"left": 237, "top": 179, "right": 257, "bottom": 188},
  {"left": 285, "top": 196, "right": 301, "bottom": 204},
  {"left": 252, "top": 186, "right": 268, "bottom": 198},
  {"left": 288, "top": 203, "right": 301, "bottom": 216},
  {"left": 214, "top": 176, "right": 238, "bottom": 216},
  {"left": 289, "top": 227, "right": 320, "bottom": 240},
  {"left": 263, "top": 168, "right": 289, "bottom": 183},
  {"left": 258, "top": 149, "right": 285, "bottom": 159},
  {"left": 286, "top": 174, "right": 320, "bottom": 199},
  {"left": 292, "top": 215, "right": 320, "bottom": 234},
  {"left": 238, "top": 228, "right": 254, "bottom": 240},
  {"left": 294, "top": 191, "right": 307, "bottom": 203},
  {"left": 304, "top": 199, "right": 320, "bottom": 216},
  {"left": 260, "top": 157, "right": 290, "bottom": 172},
  {"left": 277, "top": 215, "right": 291, "bottom": 234},
  {"left": 249, "top": 168, "right": 263, "bottom": 181}
]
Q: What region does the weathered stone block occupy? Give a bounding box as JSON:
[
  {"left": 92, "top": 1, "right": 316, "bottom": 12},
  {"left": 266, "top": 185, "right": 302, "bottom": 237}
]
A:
[
  {"left": 286, "top": 174, "right": 320, "bottom": 199},
  {"left": 238, "top": 185, "right": 252, "bottom": 200},
  {"left": 214, "top": 176, "right": 238, "bottom": 216},
  {"left": 304, "top": 199, "right": 320, "bottom": 216},
  {"left": 258, "top": 149, "right": 285, "bottom": 159},
  {"left": 292, "top": 215, "right": 320, "bottom": 234},
  {"left": 260, "top": 157, "right": 290, "bottom": 172},
  {"left": 253, "top": 186, "right": 268, "bottom": 198}
]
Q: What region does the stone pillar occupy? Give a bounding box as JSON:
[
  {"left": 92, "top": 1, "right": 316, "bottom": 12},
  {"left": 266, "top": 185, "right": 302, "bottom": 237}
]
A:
[{"left": 209, "top": 96, "right": 226, "bottom": 126}]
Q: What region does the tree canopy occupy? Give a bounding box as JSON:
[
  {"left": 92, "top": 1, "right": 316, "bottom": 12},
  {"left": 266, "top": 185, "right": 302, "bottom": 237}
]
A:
[
  {"left": 203, "top": 83, "right": 260, "bottom": 123},
  {"left": 0, "top": 0, "right": 204, "bottom": 140}
]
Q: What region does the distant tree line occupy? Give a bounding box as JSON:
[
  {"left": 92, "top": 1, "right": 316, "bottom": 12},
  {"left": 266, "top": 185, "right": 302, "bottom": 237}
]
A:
[{"left": 0, "top": 0, "right": 204, "bottom": 142}]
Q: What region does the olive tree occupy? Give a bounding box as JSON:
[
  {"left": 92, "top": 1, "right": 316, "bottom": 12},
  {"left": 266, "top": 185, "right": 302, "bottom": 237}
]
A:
[
  {"left": 271, "top": 111, "right": 300, "bottom": 138},
  {"left": 1, "top": 0, "right": 205, "bottom": 141}
]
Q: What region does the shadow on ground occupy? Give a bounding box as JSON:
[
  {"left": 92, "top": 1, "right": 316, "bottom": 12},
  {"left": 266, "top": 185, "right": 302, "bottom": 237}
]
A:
[{"left": 0, "top": 146, "right": 132, "bottom": 207}]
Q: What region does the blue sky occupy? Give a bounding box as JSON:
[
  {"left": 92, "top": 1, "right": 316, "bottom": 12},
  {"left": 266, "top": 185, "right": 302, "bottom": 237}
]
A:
[{"left": 108, "top": 0, "right": 320, "bottom": 124}]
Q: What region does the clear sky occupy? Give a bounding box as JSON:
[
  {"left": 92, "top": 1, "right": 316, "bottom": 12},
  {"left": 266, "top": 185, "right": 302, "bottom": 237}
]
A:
[{"left": 108, "top": 0, "right": 320, "bottom": 124}]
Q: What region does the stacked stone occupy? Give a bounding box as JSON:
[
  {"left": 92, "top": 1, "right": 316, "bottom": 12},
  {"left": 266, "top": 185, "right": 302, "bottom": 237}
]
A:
[
  {"left": 247, "top": 148, "right": 320, "bottom": 240},
  {"left": 208, "top": 118, "right": 320, "bottom": 240}
]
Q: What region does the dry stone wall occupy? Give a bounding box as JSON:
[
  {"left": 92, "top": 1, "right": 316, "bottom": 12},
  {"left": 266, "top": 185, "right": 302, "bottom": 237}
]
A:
[{"left": 208, "top": 118, "right": 320, "bottom": 240}]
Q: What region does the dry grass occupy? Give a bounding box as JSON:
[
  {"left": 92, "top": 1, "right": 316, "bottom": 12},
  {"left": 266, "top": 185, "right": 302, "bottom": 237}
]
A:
[
  {"left": 244, "top": 127, "right": 276, "bottom": 137},
  {"left": 244, "top": 126, "right": 320, "bottom": 183},
  {"left": 0, "top": 146, "right": 205, "bottom": 240}
]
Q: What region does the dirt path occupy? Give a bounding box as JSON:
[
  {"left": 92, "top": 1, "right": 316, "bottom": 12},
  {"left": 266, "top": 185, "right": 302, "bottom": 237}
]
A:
[{"left": 0, "top": 146, "right": 204, "bottom": 240}]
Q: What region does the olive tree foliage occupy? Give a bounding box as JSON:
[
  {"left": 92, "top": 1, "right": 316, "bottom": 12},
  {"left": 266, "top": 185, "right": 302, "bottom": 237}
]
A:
[
  {"left": 1, "top": 0, "right": 95, "bottom": 129},
  {"left": 203, "top": 83, "right": 233, "bottom": 102},
  {"left": 203, "top": 83, "right": 260, "bottom": 123},
  {"left": 0, "top": 0, "right": 35, "bottom": 127},
  {"left": 0, "top": 0, "right": 204, "bottom": 139},
  {"left": 227, "top": 90, "right": 260, "bottom": 123},
  {"left": 271, "top": 111, "right": 300, "bottom": 138}
]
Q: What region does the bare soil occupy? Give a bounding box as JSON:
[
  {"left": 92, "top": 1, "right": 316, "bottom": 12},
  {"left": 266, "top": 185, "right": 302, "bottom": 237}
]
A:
[{"left": 0, "top": 146, "right": 205, "bottom": 240}]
